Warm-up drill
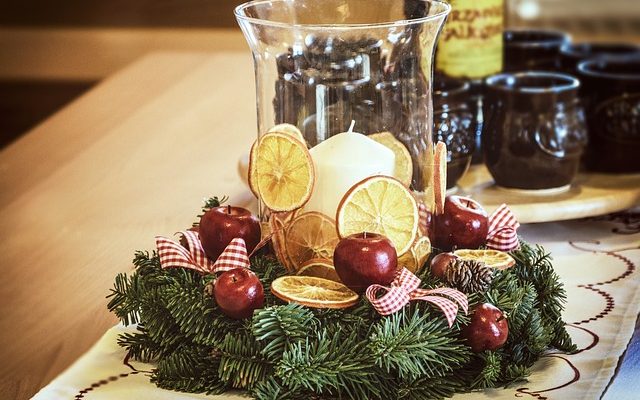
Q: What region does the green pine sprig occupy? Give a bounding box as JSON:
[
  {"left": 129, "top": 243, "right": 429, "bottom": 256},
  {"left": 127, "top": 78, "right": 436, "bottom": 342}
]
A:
[
  {"left": 252, "top": 303, "right": 317, "bottom": 360},
  {"left": 368, "top": 310, "right": 470, "bottom": 381}
]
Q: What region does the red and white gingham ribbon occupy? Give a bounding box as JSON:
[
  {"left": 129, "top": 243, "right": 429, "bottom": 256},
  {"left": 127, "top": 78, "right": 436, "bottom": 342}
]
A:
[
  {"left": 486, "top": 204, "right": 520, "bottom": 251},
  {"left": 155, "top": 230, "right": 250, "bottom": 274},
  {"left": 212, "top": 238, "right": 250, "bottom": 272},
  {"left": 365, "top": 268, "right": 468, "bottom": 327}
]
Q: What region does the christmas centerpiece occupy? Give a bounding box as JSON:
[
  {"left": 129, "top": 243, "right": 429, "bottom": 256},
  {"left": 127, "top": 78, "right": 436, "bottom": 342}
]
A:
[
  {"left": 107, "top": 126, "right": 575, "bottom": 398},
  {"left": 107, "top": 1, "right": 575, "bottom": 398}
]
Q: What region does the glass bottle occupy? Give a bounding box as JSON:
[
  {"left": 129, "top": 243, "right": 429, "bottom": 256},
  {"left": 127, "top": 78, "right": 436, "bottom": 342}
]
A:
[{"left": 432, "top": 0, "right": 505, "bottom": 165}]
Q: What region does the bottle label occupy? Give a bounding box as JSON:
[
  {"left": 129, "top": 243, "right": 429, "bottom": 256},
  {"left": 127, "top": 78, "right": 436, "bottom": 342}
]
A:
[{"left": 437, "top": 0, "right": 504, "bottom": 78}]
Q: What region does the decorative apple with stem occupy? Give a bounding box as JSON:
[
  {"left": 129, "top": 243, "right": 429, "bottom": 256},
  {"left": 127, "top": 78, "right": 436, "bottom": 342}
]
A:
[
  {"left": 199, "top": 205, "right": 261, "bottom": 261},
  {"left": 333, "top": 232, "right": 398, "bottom": 293},
  {"left": 462, "top": 303, "right": 509, "bottom": 352},
  {"left": 214, "top": 268, "right": 264, "bottom": 319},
  {"left": 433, "top": 195, "right": 488, "bottom": 251}
]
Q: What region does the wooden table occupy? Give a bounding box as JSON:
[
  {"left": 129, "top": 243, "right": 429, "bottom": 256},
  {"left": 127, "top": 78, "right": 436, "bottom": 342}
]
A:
[{"left": 0, "top": 51, "right": 258, "bottom": 399}]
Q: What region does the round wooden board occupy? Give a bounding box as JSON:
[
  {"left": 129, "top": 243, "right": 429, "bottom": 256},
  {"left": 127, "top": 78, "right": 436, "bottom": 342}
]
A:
[{"left": 456, "top": 165, "right": 640, "bottom": 223}]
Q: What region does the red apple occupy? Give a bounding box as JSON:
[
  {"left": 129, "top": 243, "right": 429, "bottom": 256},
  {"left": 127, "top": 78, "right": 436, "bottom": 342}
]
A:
[
  {"left": 214, "top": 268, "right": 264, "bottom": 319},
  {"left": 433, "top": 195, "right": 488, "bottom": 251},
  {"left": 462, "top": 303, "right": 509, "bottom": 352},
  {"left": 199, "top": 205, "right": 261, "bottom": 261},
  {"left": 430, "top": 252, "right": 458, "bottom": 279},
  {"left": 333, "top": 232, "right": 398, "bottom": 293}
]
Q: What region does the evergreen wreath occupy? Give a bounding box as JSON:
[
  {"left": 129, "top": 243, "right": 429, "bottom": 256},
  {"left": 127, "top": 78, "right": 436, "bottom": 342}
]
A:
[{"left": 107, "top": 197, "right": 575, "bottom": 399}]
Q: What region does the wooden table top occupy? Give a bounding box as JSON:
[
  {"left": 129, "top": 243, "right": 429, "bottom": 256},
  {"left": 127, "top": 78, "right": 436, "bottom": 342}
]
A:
[{"left": 0, "top": 51, "right": 258, "bottom": 399}]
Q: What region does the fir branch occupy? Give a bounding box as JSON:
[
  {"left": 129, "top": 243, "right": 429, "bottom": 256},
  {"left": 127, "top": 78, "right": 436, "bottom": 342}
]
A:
[
  {"left": 138, "top": 297, "right": 185, "bottom": 355},
  {"left": 107, "top": 272, "right": 143, "bottom": 325},
  {"left": 217, "top": 330, "right": 274, "bottom": 389},
  {"left": 368, "top": 310, "right": 470, "bottom": 381},
  {"left": 396, "top": 372, "right": 468, "bottom": 400},
  {"left": 117, "top": 327, "right": 161, "bottom": 362},
  {"left": 202, "top": 196, "right": 226, "bottom": 211},
  {"left": 252, "top": 304, "right": 316, "bottom": 360},
  {"left": 251, "top": 377, "right": 309, "bottom": 400},
  {"left": 471, "top": 352, "right": 502, "bottom": 389},
  {"left": 510, "top": 242, "right": 574, "bottom": 351},
  {"left": 153, "top": 344, "right": 226, "bottom": 394},
  {"left": 521, "top": 309, "right": 553, "bottom": 356},
  {"left": 484, "top": 275, "right": 537, "bottom": 334},
  {"left": 132, "top": 250, "right": 160, "bottom": 271},
  {"left": 551, "top": 324, "right": 577, "bottom": 353},
  {"left": 500, "top": 364, "right": 530, "bottom": 386},
  {"left": 312, "top": 298, "right": 379, "bottom": 336},
  {"left": 277, "top": 329, "right": 380, "bottom": 400},
  {"left": 250, "top": 256, "right": 288, "bottom": 306},
  {"left": 163, "top": 278, "right": 230, "bottom": 347}
]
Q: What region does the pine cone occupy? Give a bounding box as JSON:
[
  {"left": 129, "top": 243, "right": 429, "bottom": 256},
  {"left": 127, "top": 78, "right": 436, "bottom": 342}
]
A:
[{"left": 444, "top": 258, "right": 493, "bottom": 293}]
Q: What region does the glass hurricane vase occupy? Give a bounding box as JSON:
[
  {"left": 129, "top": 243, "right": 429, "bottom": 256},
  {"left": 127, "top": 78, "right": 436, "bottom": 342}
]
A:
[{"left": 235, "top": 0, "right": 450, "bottom": 271}]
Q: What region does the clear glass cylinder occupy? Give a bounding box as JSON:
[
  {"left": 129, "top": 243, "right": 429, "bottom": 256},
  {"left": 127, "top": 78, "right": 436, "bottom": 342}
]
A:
[{"left": 236, "top": 0, "right": 450, "bottom": 270}]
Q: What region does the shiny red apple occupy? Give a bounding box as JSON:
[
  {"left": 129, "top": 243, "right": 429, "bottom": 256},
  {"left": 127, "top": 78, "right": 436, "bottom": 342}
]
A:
[
  {"left": 433, "top": 195, "right": 488, "bottom": 251},
  {"left": 333, "top": 232, "right": 398, "bottom": 293},
  {"left": 430, "top": 252, "right": 458, "bottom": 279},
  {"left": 462, "top": 303, "right": 509, "bottom": 352},
  {"left": 214, "top": 268, "right": 264, "bottom": 319},
  {"left": 199, "top": 205, "right": 261, "bottom": 261}
]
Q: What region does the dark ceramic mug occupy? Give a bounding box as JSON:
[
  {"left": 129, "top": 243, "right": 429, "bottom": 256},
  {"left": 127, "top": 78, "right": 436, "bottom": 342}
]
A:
[
  {"left": 504, "top": 29, "right": 570, "bottom": 72},
  {"left": 577, "top": 57, "right": 640, "bottom": 173},
  {"left": 483, "top": 72, "right": 588, "bottom": 191},
  {"left": 433, "top": 77, "right": 477, "bottom": 189},
  {"left": 559, "top": 42, "right": 640, "bottom": 75}
]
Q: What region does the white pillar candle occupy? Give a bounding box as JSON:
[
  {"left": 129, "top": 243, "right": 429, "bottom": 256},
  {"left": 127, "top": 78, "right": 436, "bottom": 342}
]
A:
[{"left": 305, "top": 131, "right": 396, "bottom": 218}]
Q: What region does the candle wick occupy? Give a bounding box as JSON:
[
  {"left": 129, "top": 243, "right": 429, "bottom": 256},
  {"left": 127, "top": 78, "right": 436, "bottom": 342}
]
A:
[
  {"left": 348, "top": 120, "right": 356, "bottom": 133},
  {"left": 363, "top": 231, "right": 367, "bottom": 239},
  {"left": 227, "top": 205, "right": 231, "bottom": 214}
]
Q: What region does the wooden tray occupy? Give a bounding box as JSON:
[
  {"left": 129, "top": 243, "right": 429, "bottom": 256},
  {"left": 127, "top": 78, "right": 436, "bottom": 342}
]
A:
[{"left": 456, "top": 165, "right": 640, "bottom": 223}]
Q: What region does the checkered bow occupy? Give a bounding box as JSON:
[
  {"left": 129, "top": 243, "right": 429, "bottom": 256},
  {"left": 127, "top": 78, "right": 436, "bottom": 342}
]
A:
[
  {"left": 486, "top": 204, "right": 520, "bottom": 252},
  {"left": 155, "top": 230, "right": 250, "bottom": 274},
  {"left": 366, "top": 268, "right": 468, "bottom": 327}
]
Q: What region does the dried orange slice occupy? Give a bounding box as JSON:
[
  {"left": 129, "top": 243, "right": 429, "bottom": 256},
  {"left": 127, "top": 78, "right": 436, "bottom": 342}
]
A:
[
  {"left": 411, "top": 236, "right": 432, "bottom": 272},
  {"left": 297, "top": 259, "right": 341, "bottom": 282},
  {"left": 453, "top": 249, "right": 516, "bottom": 270},
  {"left": 267, "top": 123, "right": 305, "bottom": 144},
  {"left": 397, "top": 251, "right": 417, "bottom": 272},
  {"left": 250, "top": 132, "right": 315, "bottom": 212},
  {"left": 269, "top": 211, "right": 296, "bottom": 272},
  {"left": 271, "top": 276, "right": 358, "bottom": 309},
  {"left": 369, "top": 131, "right": 413, "bottom": 187},
  {"left": 398, "top": 236, "right": 432, "bottom": 273},
  {"left": 285, "top": 212, "right": 339, "bottom": 270},
  {"left": 433, "top": 141, "right": 447, "bottom": 216},
  {"left": 336, "top": 175, "right": 419, "bottom": 256}
]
